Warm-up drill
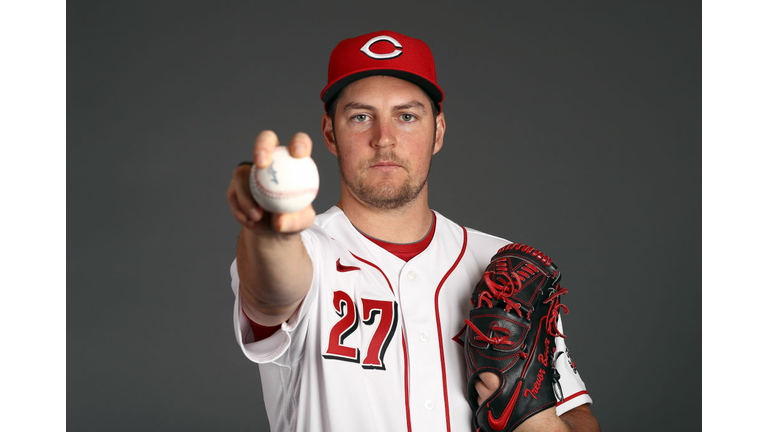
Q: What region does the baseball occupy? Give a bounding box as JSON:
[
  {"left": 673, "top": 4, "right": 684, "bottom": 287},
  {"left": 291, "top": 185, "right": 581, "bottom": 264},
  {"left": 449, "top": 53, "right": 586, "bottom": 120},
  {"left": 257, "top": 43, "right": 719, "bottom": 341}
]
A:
[{"left": 249, "top": 146, "right": 320, "bottom": 214}]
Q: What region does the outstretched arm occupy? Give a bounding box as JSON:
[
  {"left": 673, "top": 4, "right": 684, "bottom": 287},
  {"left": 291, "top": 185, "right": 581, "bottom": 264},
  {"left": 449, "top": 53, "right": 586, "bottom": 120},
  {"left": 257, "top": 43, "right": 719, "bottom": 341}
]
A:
[{"left": 227, "top": 130, "right": 317, "bottom": 326}]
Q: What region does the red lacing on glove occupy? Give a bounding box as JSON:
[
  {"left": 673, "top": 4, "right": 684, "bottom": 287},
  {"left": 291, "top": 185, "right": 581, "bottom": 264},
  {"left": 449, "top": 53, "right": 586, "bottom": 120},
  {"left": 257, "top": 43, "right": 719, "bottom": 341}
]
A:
[
  {"left": 477, "top": 268, "right": 526, "bottom": 317},
  {"left": 469, "top": 256, "right": 570, "bottom": 346},
  {"left": 543, "top": 284, "right": 569, "bottom": 338},
  {"left": 497, "top": 243, "right": 553, "bottom": 267},
  {"left": 464, "top": 320, "right": 529, "bottom": 358},
  {"left": 464, "top": 263, "right": 529, "bottom": 350}
]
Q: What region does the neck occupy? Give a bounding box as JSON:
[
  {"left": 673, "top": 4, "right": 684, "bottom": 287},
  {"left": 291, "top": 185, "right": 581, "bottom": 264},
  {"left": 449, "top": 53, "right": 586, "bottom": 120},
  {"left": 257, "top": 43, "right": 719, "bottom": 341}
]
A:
[{"left": 337, "top": 185, "right": 433, "bottom": 244}]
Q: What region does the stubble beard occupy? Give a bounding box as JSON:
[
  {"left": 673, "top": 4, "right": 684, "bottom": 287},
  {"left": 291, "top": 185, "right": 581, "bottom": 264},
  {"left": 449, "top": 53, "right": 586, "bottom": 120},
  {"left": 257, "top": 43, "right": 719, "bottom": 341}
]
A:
[{"left": 337, "top": 146, "right": 434, "bottom": 210}]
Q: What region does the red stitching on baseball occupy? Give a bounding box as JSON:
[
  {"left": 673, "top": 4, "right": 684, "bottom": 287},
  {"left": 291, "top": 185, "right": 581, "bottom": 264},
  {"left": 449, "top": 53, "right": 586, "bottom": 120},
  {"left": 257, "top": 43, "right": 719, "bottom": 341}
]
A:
[{"left": 253, "top": 172, "right": 318, "bottom": 199}]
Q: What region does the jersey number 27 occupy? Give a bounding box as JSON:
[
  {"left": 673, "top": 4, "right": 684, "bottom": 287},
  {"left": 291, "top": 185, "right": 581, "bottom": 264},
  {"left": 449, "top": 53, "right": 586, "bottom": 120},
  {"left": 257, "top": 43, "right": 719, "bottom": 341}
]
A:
[{"left": 323, "top": 290, "right": 399, "bottom": 371}]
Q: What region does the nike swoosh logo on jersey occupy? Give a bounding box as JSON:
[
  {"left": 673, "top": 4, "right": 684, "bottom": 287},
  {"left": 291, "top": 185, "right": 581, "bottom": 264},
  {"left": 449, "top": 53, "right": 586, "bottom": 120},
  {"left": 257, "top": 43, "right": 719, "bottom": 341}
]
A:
[
  {"left": 487, "top": 380, "right": 522, "bottom": 431},
  {"left": 336, "top": 259, "right": 361, "bottom": 273}
]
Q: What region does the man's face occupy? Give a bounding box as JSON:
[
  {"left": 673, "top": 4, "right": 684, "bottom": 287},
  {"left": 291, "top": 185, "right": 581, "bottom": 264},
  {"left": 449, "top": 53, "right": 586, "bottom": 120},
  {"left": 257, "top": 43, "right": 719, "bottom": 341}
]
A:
[{"left": 322, "top": 76, "right": 445, "bottom": 210}]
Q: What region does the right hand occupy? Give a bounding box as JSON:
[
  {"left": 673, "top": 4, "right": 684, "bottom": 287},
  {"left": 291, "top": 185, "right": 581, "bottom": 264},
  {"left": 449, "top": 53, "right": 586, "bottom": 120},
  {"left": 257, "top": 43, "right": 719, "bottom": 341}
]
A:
[
  {"left": 227, "top": 130, "right": 317, "bottom": 233},
  {"left": 474, "top": 372, "right": 501, "bottom": 406}
]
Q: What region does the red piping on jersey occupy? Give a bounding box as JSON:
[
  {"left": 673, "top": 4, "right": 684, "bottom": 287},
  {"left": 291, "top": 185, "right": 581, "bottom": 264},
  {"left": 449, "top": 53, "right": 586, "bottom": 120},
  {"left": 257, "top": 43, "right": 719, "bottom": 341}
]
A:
[
  {"left": 556, "top": 390, "right": 589, "bottom": 406},
  {"left": 401, "top": 336, "right": 412, "bottom": 432},
  {"left": 351, "top": 253, "right": 412, "bottom": 432},
  {"left": 433, "top": 226, "right": 468, "bottom": 432},
  {"left": 350, "top": 253, "right": 395, "bottom": 296}
]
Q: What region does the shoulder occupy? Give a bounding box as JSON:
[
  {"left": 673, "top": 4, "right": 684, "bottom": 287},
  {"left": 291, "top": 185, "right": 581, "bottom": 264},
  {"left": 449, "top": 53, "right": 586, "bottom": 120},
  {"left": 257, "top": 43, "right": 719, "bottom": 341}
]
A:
[
  {"left": 298, "top": 207, "right": 346, "bottom": 254},
  {"left": 301, "top": 206, "right": 363, "bottom": 256},
  {"left": 300, "top": 206, "right": 350, "bottom": 242},
  {"left": 465, "top": 226, "right": 509, "bottom": 248},
  {"left": 433, "top": 211, "right": 511, "bottom": 264},
  {"left": 313, "top": 206, "right": 347, "bottom": 229}
]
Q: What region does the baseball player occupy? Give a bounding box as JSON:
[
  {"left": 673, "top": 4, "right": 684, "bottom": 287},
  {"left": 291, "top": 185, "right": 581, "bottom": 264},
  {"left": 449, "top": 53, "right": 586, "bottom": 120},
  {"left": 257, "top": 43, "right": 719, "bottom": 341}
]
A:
[{"left": 226, "top": 31, "right": 599, "bottom": 432}]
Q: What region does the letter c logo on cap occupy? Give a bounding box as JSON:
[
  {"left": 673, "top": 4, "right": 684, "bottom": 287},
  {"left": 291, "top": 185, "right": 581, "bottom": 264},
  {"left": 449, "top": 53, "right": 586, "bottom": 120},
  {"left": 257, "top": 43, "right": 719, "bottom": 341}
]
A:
[{"left": 360, "top": 35, "right": 403, "bottom": 60}]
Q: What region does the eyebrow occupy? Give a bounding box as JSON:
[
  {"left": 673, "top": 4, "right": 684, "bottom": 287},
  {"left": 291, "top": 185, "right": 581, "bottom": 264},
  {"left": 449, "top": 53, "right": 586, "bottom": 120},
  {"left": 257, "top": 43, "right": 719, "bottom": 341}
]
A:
[
  {"left": 342, "top": 102, "right": 375, "bottom": 112},
  {"left": 393, "top": 101, "right": 427, "bottom": 113},
  {"left": 341, "top": 100, "right": 428, "bottom": 113}
]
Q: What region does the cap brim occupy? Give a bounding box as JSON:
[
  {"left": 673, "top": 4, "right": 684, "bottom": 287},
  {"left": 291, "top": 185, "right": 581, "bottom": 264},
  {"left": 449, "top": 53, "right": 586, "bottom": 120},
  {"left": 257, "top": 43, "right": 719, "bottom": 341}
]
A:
[{"left": 321, "top": 69, "right": 444, "bottom": 107}]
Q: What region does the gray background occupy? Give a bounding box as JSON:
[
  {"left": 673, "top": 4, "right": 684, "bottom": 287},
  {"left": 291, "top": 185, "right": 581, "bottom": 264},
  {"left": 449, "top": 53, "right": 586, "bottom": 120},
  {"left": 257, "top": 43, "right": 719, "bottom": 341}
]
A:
[{"left": 68, "top": 1, "right": 700, "bottom": 431}]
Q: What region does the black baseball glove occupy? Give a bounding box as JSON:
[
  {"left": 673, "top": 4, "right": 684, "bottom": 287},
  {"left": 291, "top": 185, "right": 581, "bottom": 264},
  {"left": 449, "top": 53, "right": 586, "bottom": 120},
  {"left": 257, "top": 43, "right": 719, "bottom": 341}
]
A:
[{"left": 464, "top": 243, "right": 569, "bottom": 431}]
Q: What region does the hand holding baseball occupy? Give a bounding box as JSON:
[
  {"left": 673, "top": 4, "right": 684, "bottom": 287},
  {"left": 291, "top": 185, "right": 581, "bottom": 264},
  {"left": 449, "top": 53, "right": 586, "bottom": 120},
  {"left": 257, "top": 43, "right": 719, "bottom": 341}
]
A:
[{"left": 227, "top": 130, "right": 318, "bottom": 233}]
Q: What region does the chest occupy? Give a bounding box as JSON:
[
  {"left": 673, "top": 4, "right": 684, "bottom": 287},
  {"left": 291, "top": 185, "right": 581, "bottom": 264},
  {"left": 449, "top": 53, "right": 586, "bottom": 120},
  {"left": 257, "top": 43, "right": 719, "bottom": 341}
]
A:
[{"left": 312, "top": 242, "right": 483, "bottom": 372}]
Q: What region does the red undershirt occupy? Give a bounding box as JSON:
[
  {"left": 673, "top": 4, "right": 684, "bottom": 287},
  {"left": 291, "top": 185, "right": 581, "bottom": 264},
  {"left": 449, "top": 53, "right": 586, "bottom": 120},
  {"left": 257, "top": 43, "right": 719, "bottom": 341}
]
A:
[{"left": 246, "top": 212, "right": 437, "bottom": 341}]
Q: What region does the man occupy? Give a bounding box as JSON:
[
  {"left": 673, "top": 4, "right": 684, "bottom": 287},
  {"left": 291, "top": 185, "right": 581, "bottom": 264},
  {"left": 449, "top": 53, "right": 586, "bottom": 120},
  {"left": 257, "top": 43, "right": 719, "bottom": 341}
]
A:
[{"left": 226, "top": 30, "right": 599, "bottom": 432}]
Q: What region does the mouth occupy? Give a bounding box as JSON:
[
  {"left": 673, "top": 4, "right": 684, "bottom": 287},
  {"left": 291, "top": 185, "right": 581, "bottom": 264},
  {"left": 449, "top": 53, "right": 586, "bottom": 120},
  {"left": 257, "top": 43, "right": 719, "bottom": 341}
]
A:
[{"left": 369, "top": 161, "right": 403, "bottom": 172}]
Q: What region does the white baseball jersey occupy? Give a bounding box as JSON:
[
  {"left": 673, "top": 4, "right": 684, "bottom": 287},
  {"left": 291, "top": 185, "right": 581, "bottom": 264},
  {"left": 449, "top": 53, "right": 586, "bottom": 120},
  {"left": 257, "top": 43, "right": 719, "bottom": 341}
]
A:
[{"left": 230, "top": 207, "right": 592, "bottom": 431}]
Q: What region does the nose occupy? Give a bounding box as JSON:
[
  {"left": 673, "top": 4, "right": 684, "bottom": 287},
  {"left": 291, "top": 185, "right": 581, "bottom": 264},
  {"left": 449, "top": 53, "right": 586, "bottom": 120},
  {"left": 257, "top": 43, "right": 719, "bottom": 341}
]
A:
[{"left": 372, "top": 118, "right": 396, "bottom": 148}]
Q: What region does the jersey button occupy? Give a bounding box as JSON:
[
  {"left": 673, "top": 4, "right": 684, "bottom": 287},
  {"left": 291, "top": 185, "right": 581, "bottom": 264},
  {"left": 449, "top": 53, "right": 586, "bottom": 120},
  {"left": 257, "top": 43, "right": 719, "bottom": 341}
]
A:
[
  {"left": 424, "top": 400, "right": 434, "bottom": 411},
  {"left": 419, "top": 332, "right": 429, "bottom": 342},
  {"left": 407, "top": 271, "right": 417, "bottom": 280}
]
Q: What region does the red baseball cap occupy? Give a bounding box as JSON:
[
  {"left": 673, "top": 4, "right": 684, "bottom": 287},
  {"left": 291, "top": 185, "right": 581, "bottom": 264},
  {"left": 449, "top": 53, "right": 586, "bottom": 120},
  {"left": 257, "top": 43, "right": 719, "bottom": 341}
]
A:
[{"left": 320, "top": 30, "right": 444, "bottom": 112}]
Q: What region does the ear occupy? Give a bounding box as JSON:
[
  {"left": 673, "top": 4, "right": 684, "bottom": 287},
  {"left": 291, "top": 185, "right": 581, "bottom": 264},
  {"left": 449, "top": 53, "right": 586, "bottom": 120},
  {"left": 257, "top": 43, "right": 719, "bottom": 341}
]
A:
[
  {"left": 321, "top": 113, "right": 338, "bottom": 157},
  {"left": 432, "top": 111, "right": 446, "bottom": 155}
]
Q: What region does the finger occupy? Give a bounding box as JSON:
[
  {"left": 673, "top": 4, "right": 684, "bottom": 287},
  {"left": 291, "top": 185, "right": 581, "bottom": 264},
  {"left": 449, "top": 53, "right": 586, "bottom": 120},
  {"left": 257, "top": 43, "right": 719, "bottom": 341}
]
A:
[
  {"left": 226, "top": 185, "right": 248, "bottom": 224},
  {"left": 227, "top": 184, "right": 259, "bottom": 229},
  {"left": 235, "top": 171, "right": 264, "bottom": 223},
  {"left": 229, "top": 165, "right": 264, "bottom": 226},
  {"left": 272, "top": 205, "right": 316, "bottom": 233},
  {"left": 288, "top": 132, "right": 312, "bottom": 158},
  {"left": 475, "top": 379, "right": 494, "bottom": 406},
  {"left": 254, "top": 130, "right": 279, "bottom": 168},
  {"left": 228, "top": 185, "right": 262, "bottom": 229},
  {"left": 475, "top": 371, "right": 502, "bottom": 405}
]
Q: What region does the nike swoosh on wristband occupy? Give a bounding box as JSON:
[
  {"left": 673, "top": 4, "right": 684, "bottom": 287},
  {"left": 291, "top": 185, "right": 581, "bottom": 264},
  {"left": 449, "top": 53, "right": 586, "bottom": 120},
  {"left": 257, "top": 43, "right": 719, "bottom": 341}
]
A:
[
  {"left": 487, "top": 380, "right": 522, "bottom": 431},
  {"left": 336, "top": 259, "right": 361, "bottom": 272}
]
